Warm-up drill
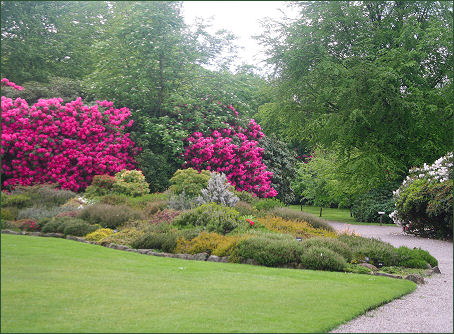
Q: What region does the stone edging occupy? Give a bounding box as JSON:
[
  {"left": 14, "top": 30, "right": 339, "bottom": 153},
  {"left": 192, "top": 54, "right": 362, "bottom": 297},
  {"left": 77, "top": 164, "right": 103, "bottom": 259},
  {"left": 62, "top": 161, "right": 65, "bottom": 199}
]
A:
[{"left": 1, "top": 229, "right": 440, "bottom": 281}]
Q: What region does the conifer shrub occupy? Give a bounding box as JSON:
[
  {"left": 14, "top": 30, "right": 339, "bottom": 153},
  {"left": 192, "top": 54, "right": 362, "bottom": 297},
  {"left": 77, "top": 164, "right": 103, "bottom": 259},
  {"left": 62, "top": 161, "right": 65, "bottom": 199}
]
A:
[
  {"left": 395, "top": 246, "right": 438, "bottom": 268},
  {"left": 256, "top": 216, "right": 338, "bottom": 239},
  {"left": 197, "top": 173, "right": 239, "bottom": 207},
  {"left": 99, "top": 228, "right": 146, "bottom": 247},
  {"left": 174, "top": 232, "right": 247, "bottom": 257},
  {"left": 168, "top": 168, "right": 211, "bottom": 198},
  {"left": 85, "top": 228, "right": 115, "bottom": 242}
]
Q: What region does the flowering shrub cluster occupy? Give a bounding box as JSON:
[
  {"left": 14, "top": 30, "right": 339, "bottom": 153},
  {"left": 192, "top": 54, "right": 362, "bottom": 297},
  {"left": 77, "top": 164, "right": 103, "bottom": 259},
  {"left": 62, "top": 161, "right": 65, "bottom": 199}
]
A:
[
  {"left": 390, "top": 152, "right": 453, "bottom": 238},
  {"left": 1, "top": 78, "right": 23, "bottom": 91},
  {"left": 1, "top": 78, "right": 139, "bottom": 191},
  {"left": 184, "top": 119, "right": 277, "bottom": 198}
]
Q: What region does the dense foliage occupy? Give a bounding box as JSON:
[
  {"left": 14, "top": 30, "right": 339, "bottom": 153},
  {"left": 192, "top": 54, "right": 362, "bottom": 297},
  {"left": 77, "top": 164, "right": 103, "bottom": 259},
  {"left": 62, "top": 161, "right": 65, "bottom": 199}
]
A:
[
  {"left": 1, "top": 79, "right": 139, "bottom": 191},
  {"left": 391, "top": 152, "right": 453, "bottom": 239}
]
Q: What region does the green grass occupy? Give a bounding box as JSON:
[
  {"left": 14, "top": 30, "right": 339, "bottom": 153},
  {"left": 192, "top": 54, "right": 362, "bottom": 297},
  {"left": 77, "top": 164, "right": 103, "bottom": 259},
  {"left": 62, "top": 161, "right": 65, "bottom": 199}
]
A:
[
  {"left": 288, "top": 205, "right": 386, "bottom": 225},
  {"left": 1, "top": 234, "right": 416, "bottom": 333}
]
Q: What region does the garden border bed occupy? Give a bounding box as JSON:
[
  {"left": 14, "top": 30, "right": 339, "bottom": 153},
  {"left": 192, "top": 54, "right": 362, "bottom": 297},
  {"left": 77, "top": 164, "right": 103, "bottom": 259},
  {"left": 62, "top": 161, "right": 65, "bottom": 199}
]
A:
[{"left": 2, "top": 229, "right": 440, "bottom": 283}]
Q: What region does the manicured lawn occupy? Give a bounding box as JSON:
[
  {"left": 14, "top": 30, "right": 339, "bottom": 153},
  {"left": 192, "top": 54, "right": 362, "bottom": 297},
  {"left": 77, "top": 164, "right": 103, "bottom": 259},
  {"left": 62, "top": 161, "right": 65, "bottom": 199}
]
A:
[
  {"left": 1, "top": 234, "right": 416, "bottom": 333},
  {"left": 288, "top": 205, "right": 386, "bottom": 225}
]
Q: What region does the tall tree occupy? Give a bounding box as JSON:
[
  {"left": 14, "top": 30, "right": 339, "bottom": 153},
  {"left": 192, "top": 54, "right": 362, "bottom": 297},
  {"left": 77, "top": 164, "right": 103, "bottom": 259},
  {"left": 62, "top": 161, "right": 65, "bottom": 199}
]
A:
[{"left": 258, "top": 1, "right": 453, "bottom": 195}]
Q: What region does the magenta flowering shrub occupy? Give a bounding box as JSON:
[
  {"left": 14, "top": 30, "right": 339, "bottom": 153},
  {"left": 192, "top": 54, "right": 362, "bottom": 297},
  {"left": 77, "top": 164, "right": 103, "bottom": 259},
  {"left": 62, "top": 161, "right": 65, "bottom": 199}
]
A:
[
  {"left": 1, "top": 78, "right": 23, "bottom": 91},
  {"left": 1, "top": 78, "right": 139, "bottom": 192},
  {"left": 184, "top": 119, "right": 278, "bottom": 198}
]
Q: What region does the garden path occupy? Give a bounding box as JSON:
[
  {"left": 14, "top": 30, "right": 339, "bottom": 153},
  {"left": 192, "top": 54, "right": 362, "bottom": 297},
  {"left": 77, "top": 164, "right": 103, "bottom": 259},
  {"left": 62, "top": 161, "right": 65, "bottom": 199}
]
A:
[{"left": 328, "top": 222, "right": 453, "bottom": 333}]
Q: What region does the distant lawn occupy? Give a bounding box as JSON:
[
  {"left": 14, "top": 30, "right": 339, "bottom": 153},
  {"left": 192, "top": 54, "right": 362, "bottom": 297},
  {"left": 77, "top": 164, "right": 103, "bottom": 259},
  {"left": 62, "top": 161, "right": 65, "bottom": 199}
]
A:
[
  {"left": 2, "top": 234, "right": 416, "bottom": 333},
  {"left": 288, "top": 205, "right": 388, "bottom": 225}
]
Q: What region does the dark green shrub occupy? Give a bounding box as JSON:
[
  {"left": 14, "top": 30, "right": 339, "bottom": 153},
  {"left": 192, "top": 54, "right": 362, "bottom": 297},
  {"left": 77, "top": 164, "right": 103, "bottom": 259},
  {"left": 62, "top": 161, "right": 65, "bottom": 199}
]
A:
[
  {"left": 300, "top": 246, "right": 347, "bottom": 272},
  {"left": 269, "top": 207, "right": 335, "bottom": 232},
  {"left": 231, "top": 233, "right": 304, "bottom": 267},
  {"left": 253, "top": 198, "right": 284, "bottom": 212},
  {"left": 338, "top": 235, "right": 398, "bottom": 266},
  {"left": 301, "top": 237, "right": 352, "bottom": 262},
  {"left": 172, "top": 203, "right": 242, "bottom": 234},
  {"left": 63, "top": 221, "right": 98, "bottom": 237},
  {"left": 168, "top": 168, "right": 211, "bottom": 198},
  {"left": 84, "top": 175, "right": 117, "bottom": 198},
  {"left": 42, "top": 220, "right": 62, "bottom": 233},
  {"left": 352, "top": 188, "right": 395, "bottom": 224},
  {"left": 344, "top": 263, "right": 373, "bottom": 274},
  {"left": 78, "top": 203, "right": 143, "bottom": 229},
  {"left": 396, "top": 246, "right": 438, "bottom": 268}
]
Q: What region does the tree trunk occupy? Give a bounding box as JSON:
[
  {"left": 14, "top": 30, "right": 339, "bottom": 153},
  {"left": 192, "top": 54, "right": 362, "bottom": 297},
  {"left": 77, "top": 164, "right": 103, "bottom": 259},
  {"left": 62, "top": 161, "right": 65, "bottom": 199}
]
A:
[{"left": 319, "top": 207, "right": 323, "bottom": 217}]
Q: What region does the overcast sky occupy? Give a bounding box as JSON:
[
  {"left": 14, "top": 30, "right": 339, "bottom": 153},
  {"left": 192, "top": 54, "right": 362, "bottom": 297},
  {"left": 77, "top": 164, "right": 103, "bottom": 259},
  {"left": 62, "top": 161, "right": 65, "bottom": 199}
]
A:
[{"left": 181, "top": 1, "right": 299, "bottom": 73}]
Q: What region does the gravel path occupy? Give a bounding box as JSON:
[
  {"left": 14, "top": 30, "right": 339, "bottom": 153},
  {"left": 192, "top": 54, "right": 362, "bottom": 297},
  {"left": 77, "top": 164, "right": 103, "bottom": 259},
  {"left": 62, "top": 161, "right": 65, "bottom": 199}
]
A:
[{"left": 328, "top": 222, "right": 453, "bottom": 333}]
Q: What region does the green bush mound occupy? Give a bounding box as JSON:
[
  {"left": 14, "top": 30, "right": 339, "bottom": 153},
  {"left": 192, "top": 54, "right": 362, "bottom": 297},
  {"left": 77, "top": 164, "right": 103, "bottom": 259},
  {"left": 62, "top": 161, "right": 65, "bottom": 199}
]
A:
[
  {"left": 78, "top": 203, "right": 143, "bottom": 229},
  {"left": 113, "top": 169, "right": 150, "bottom": 197},
  {"left": 338, "top": 235, "right": 398, "bottom": 267},
  {"left": 269, "top": 207, "right": 335, "bottom": 232},
  {"left": 230, "top": 233, "right": 304, "bottom": 267},
  {"left": 173, "top": 203, "right": 242, "bottom": 234},
  {"left": 42, "top": 217, "right": 98, "bottom": 236},
  {"left": 168, "top": 168, "right": 211, "bottom": 198},
  {"left": 300, "top": 247, "right": 347, "bottom": 272},
  {"left": 1, "top": 193, "right": 32, "bottom": 208},
  {"left": 301, "top": 237, "right": 352, "bottom": 262},
  {"left": 396, "top": 246, "right": 438, "bottom": 268}
]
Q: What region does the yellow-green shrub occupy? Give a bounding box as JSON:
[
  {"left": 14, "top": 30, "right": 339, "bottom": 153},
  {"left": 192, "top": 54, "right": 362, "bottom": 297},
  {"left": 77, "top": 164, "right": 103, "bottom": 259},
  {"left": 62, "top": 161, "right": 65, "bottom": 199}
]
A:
[
  {"left": 256, "top": 216, "right": 338, "bottom": 239},
  {"left": 85, "top": 228, "right": 115, "bottom": 242},
  {"left": 113, "top": 169, "right": 150, "bottom": 197},
  {"left": 175, "top": 232, "right": 248, "bottom": 256},
  {"left": 99, "top": 228, "right": 146, "bottom": 247}
]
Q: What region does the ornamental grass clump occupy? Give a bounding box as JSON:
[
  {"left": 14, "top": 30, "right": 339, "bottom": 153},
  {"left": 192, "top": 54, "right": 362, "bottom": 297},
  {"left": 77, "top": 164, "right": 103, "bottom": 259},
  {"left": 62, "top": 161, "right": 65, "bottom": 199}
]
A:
[{"left": 197, "top": 172, "right": 239, "bottom": 207}]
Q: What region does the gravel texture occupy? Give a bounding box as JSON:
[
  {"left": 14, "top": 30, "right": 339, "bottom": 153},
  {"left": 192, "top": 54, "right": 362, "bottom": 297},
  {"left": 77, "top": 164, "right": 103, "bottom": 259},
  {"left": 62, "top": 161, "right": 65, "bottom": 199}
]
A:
[{"left": 329, "top": 222, "right": 453, "bottom": 333}]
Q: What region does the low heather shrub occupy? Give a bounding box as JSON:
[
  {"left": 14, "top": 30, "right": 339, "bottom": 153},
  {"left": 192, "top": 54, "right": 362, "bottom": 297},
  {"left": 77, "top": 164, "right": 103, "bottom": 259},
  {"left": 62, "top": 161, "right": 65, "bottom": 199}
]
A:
[
  {"left": 15, "top": 219, "right": 40, "bottom": 231},
  {"left": 11, "top": 184, "right": 76, "bottom": 207},
  {"left": 144, "top": 200, "right": 168, "bottom": 216},
  {"left": 234, "top": 201, "right": 257, "bottom": 217},
  {"left": 99, "top": 228, "right": 146, "bottom": 247},
  {"left": 256, "top": 216, "right": 338, "bottom": 239},
  {"left": 149, "top": 209, "right": 180, "bottom": 225},
  {"left": 300, "top": 247, "right": 347, "bottom": 272},
  {"left": 78, "top": 203, "right": 143, "bottom": 229},
  {"left": 85, "top": 228, "right": 115, "bottom": 242},
  {"left": 84, "top": 174, "right": 116, "bottom": 198},
  {"left": 253, "top": 198, "right": 284, "bottom": 212},
  {"left": 396, "top": 246, "right": 438, "bottom": 268},
  {"left": 1, "top": 207, "right": 18, "bottom": 221},
  {"left": 167, "top": 191, "right": 197, "bottom": 210},
  {"left": 172, "top": 203, "right": 242, "bottom": 234},
  {"left": 175, "top": 232, "right": 247, "bottom": 257},
  {"left": 63, "top": 221, "right": 98, "bottom": 237},
  {"left": 231, "top": 233, "right": 304, "bottom": 267},
  {"left": 233, "top": 190, "right": 258, "bottom": 204},
  {"left": 301, "top": 237, "right": 352, "bottom": 262},
  {"left": 17, "top": 205, "right": 74, "bottom": 220},
  {"left": 1, "top": 193, "right": 32, "bottom": 208},
  {"left": 338, "top": 234, "right": 398, "bottom": 267},
  {"left": 269, "top": 207, "right": 335, "bottom": 232}
]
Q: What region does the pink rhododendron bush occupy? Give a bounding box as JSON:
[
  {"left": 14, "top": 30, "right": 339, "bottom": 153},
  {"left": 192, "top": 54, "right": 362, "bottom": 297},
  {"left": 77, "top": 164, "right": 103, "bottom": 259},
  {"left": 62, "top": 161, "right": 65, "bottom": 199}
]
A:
[
  {"left": 183, "top": 118, "right": 278, "bottom": 198},
  {"left": 1, "top": 78, "right": 139, "bottom": 192}
]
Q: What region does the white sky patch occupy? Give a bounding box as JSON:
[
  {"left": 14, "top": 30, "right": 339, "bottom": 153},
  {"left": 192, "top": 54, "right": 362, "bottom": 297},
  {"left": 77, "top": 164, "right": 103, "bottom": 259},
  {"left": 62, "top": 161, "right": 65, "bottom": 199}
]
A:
[{"left": 182, "top": 1, "right": 299, "bottom": 73}]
